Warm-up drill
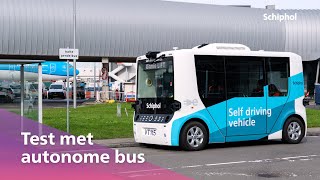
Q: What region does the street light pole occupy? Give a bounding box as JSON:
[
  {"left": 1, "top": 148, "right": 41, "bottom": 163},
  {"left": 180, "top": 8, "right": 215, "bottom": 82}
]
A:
[
  {"left": 94, "top": 62, "right": 96, "bottom": 99},
  {"left": 67, "top": 59, "right": 70, "bottom": 133},
  {"left": 73, "top": 0, "right": 77, "bottom": 109},
  {"left": 316, "top": 60, "right": 320, "bottom": 85}
]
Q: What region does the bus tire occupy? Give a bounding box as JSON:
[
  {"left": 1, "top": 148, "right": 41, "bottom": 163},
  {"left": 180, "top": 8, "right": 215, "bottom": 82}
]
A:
[
  {"left": 282, "top": 117, "right": 305, "bottom": 144},
  {"left": 180, "top": 121, "right": 208, "bottom": 151}
]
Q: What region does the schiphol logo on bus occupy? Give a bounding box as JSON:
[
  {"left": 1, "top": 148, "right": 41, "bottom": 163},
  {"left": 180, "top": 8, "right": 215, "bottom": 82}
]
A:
[
  {"left": 293, "top": 81, "right": 303, "bottom": 85},
  {"left": 146, "top": 103, "right": 161, "bottom": 110}
]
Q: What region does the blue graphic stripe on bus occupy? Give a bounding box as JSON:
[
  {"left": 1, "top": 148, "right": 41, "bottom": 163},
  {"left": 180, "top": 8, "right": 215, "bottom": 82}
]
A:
[
  {"left": 266, "top": 72, "right": 304, "bottom": 133},
  {"left": 171, "top": 109, "right": 225, "bottom": 146},
  {"left": 226, "top": 134, "right": 268, "bottom": 142},
  {"left": 225, "top": 93, "right": 267, "bottom": 136},
  {"left": 288, "top": 72, "right": 305, "bottom": 102},
  {"left": 0, "top": 62, "right": 79, "bottom": 76},
  {"left": 206, "top": 101, "right": 227, "bottom": 136},
  {"left": 266, "top": 96, "right": 288, "bottom": 132},
  {"left": 269, "top": 100, "right": 295, "bottom": 134},
  {"left": 171, "top": 72, "right": 304, "bottom": 146}
]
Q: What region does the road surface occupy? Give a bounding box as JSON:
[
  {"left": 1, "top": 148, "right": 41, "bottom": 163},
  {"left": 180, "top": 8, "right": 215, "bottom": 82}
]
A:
[{"left": 117, "top": 136, "right": 320, "bottom": 179}]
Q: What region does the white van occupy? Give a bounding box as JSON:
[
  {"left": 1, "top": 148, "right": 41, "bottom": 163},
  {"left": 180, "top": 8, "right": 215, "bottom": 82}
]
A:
[{"left": 48, "top": 83, "right": 66, "bottom": 99}]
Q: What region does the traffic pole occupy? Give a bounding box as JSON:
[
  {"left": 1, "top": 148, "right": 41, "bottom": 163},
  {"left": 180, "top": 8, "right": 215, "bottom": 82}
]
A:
[{"left": 73, "top": 0, "right": 77, "bottom": 109}]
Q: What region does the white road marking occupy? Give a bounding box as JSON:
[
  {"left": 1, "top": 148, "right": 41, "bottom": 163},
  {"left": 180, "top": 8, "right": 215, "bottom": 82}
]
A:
[
  {"left": 117, "top": 168, "right": 173, "bottom": 174},
  {"left": 300, "top": 158, "right": 312, "bottom": 161},
  {"left": 181, "top": 165, "right": 203, "bottom": 168},
  {"left": 281, "top": 155, "right": 315, "bottom": 160},
  {"left": 203, "top": 172, "right": 252, "bottom": 177},
  {"left": 116, "top": 154, "right": 320, "bottom": 175},
  {"left": 206, "top": 161, "right": 247, "bottom": 166},
  {"left": 51, "top": 148, "right": 110, "bottom": 153},
  {"left": 128, "top": 173, "right": 164, "bottom": 178},
  {"left": 290, "top": 173, "right": 298, "bottom": 177}
]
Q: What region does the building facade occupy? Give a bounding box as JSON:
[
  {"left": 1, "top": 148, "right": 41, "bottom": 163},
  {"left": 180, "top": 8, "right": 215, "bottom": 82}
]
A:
[{"left": 0, "top": 0, "right": 319, "bottom": 92}]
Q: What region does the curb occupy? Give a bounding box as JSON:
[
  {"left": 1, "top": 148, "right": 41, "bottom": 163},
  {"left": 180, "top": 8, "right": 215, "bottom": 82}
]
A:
[
  {"left": 307, "top": 132, "right": 320, "bottom": 136},
  {"left": 96, "top": 128, "right": 320, "bottom": 148},
  {"left": 93, "top": 139, "right": 138, "bottom": 148},
  {"left": 307, "top": 131, "right": 320, "bottom": 136},
  {"left": 103, "top": 142, "right": 140, "bottom": 148}
]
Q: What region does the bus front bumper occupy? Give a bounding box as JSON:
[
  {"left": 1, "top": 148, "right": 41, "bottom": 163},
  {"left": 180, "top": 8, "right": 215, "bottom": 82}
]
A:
[{"left": 133, "top": 122, "right": 173, "bottom": 146}]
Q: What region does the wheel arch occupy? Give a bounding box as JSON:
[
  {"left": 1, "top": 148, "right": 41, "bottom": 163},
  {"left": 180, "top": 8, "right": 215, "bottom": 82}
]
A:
[
  {"left": 178, "top": 118, "right": 209, "bottom": 144},
  {"left": 281, "top": 113, "right": 306, "bottom": 143},
  {"left": 284, "top": 114, "right": 306, "bottom": 130}
]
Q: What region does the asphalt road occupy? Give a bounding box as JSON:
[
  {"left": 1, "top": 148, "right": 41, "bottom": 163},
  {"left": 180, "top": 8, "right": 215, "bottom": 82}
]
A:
[{"left": 117, "top": 136, "right": 320, "bottom": 180}]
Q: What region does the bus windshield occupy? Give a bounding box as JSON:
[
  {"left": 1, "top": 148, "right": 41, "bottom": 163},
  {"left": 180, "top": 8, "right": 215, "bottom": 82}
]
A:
[{"left": 137, "top": 57, "right": 174, "bottom": 99}]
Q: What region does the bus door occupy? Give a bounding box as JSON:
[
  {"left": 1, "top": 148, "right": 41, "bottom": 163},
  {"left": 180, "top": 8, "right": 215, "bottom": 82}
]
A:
[
  {"left": 195, "top": 55, "right": 227, "bottom": 139},
  {"left": 226, "top": 57, "right": 267, "bottom": 136},
  {"left": 265, "top": 58, "right": 290, "bottom": 133}
]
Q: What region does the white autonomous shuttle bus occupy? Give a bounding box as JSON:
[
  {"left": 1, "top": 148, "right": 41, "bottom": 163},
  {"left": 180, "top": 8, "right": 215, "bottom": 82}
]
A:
[{"left": 133, "top": 43, "right": 306, "bottom": 151}]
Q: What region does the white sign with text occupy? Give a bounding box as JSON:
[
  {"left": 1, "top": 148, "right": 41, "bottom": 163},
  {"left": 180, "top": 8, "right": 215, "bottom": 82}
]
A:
[{"left": 59, "top": 48, "right": 79, "bottom": 59}]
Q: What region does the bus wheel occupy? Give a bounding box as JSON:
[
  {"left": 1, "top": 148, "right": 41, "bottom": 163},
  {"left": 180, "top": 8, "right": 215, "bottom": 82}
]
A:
[
  {"left": 282, "top": 117, "right": 305, "bottom": 144},
  {"left": 180, "top": 121, "right": 208, "bottom": 151}
]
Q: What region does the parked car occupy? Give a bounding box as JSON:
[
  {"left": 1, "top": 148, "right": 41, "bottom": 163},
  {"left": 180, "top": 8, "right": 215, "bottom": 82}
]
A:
[
  {"left": 0, "top": 87, "right": 15, "bottom": 103},
  {"left": 48, "top": 83, "right": 66, "bottom": 99},
  {"left": 29, "top": 83, "right": 48, "bottom": 99},
  {"left": 71, "top": 82, "right": 86, "bottom": 99},
  {"left": 10, "top": 84, "right": 21, "bottom": 98}
]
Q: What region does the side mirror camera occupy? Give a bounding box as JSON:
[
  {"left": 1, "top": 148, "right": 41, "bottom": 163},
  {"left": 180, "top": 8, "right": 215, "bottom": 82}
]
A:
[
  {"left": 171, "top": 100, "right": 181, "bottom": 112},
  {"left": 132, "top": 100, "right": 141, "bottom": 110}
]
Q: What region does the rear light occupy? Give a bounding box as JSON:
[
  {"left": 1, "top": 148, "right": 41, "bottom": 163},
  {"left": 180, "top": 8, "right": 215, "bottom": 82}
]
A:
[
  {"left": 305, "top": 91, "right": 310, "bottom": 97},
  {"left": 165, "top": 116, "right": 170, "bottom": 123}
]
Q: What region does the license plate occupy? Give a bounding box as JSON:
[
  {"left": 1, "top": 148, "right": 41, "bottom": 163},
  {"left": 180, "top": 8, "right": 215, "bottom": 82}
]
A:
[{"left": 144, "top": 128, "right": 157, "bottom": 136}]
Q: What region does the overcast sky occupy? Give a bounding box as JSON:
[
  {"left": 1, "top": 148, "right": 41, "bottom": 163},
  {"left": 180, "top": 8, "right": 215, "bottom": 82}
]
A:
[{"left": 167, "top": 0, "right": 320, "bottom": 9}]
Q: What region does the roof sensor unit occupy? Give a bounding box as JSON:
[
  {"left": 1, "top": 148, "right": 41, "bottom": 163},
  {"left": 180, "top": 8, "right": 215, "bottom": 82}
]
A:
[
  {"left": 146, "top": 51, "right": 160, "bottom": 59},
  {"left": 197, "top": 43, "right": 209, "bottom": 48},
  {"left": 194, "top": 43, "right": 251, "bottom": 51}
]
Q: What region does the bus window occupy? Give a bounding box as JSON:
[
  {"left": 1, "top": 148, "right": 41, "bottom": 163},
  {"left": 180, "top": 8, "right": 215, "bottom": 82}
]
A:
[
  {"left": 137, "top": 58, "right": 174, "bottom": 99},
  {"left": 195, "top": 55, "right": 226, "bottom": 107},
  {"left": 226, "top": 56, "right": 265, "bottom": 99},
  {"left": 266, "top": 58, "right": 289, "bottom": 96}
]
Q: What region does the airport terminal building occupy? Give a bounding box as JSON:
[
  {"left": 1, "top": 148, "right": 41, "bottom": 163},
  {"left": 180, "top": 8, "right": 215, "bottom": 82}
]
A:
[{"left": 0, "top": 0, "right": 320, "bottom": 116}]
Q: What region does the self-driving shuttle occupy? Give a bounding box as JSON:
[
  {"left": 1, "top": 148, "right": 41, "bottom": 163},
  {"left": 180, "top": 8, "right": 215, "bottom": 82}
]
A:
[{"left": 133, "top": 43, "right": 306, "bottom": 151}]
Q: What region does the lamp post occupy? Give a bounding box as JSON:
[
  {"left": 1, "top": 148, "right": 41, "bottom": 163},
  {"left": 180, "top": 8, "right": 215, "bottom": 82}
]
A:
[{"left": 73, "top": 0, "right": 77, "bottom": 109}]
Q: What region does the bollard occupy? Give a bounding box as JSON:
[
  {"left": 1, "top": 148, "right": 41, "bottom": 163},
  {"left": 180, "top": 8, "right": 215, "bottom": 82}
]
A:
[
  {"left": 315, "top": 84, "right": 320, "bottom": 105},
  {"left": 125, "top": 108, "right": 128, "bottom": 117},
  {"left": 117, "top": 103, "right": 121, "bottom": 117}
]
